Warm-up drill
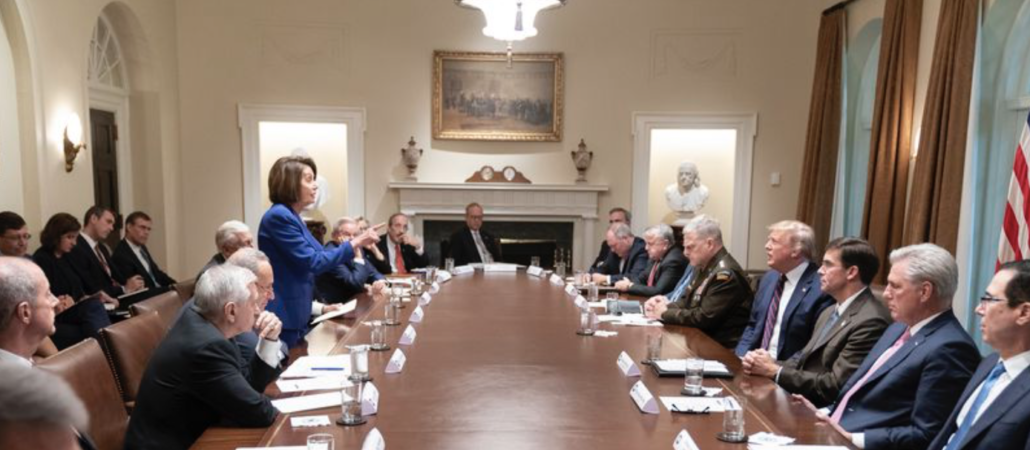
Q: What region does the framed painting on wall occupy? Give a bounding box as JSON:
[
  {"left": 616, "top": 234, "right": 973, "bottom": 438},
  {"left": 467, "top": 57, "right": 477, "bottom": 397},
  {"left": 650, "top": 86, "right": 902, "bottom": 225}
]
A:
[{"left": 432, "top": 50, "right": 564, "bottom": 142}]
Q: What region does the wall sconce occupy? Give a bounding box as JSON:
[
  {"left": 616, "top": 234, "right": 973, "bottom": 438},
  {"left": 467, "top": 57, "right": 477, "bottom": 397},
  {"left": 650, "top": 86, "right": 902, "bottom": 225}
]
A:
[{"left": 63, "top": 113, "right": 85, "bottom": 173}]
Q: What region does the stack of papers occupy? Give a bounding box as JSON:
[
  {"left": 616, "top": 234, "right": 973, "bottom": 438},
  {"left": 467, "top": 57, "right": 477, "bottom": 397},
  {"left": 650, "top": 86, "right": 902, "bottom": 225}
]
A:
[
  {"left": 597, "top": 314, "right": 663, "bottom": 327},
  {"left": 653, "top": 359, "right": 732, "bottom": 377},
  {"left": 276, "top": 376, "right": 352, "bottom": 393},
  {"left": 311, "top": 300, "right": 357, "bottom": 324}
]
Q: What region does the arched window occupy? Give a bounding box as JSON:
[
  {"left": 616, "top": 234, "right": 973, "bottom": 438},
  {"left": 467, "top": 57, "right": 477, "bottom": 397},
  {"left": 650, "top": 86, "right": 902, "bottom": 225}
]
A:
[{"left": 88, "top": 15, "right": 127, "bottom": 92}]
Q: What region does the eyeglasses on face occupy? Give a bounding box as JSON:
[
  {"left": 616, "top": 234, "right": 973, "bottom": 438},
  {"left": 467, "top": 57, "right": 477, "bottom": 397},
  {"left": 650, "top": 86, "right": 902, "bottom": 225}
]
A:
[{"left": 979, "top": 292, "right": 1006, "bottom": 307}]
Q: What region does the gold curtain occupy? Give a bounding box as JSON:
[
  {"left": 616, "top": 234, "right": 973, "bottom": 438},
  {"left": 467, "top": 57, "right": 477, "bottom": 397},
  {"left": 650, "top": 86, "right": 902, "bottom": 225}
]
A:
[
  {"left": 796, "top": 7, "right": 846, "bottom": 258},
  {"left": 903, "top": 0, "right": 980, "bottom": 253},
  {"left": 861, "top": 0, "right": 923, "bottom": 284}
]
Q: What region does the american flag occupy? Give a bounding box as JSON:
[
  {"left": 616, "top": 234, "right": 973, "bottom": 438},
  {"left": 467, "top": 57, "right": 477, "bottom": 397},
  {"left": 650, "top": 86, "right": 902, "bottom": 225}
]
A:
[{"left": 997, "top": 110, "right": 1030, "bottom": 269}]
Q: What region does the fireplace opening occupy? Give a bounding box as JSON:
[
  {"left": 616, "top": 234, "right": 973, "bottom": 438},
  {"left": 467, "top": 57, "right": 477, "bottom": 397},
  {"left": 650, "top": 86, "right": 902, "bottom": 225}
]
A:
[{"left": 422, "top": 220, "right": 574, "bottom": 268}]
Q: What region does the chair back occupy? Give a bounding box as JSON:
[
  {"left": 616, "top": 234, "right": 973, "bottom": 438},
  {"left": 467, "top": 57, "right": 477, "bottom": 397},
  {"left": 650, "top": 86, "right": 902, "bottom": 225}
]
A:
[
  {"left": 99, "top": 311, "right": 166, "bottom": 408},
  {"left": 37, "top": 338, "right": 129, "bottom": 450},
  {"left": 128, "top": 289, "right": 183, "bottom": 330},
  {"left": 173, "top": 278, "right": 196, "bottom": 303}
]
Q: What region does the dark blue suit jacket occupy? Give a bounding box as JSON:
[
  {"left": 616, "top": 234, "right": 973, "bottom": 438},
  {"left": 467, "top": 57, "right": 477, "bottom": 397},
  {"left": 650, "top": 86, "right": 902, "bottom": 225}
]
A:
[
  {"left": 833, "top": 310, "right": 980, "bottom": 449},
  {"left": 927, "top": 353, "right": 1030, "bottom": 450},
  {"left": 604, "top": 237, "right": 649, "bottom": 282},
  {"left": 316, "top": 242, "right": 385, "bottom": 303},
  {"left": 259, "top": 204, "right": 354, "bottom": 345},
  {"left": 735, "top": 263, "right": 833, "bottom": 360}
]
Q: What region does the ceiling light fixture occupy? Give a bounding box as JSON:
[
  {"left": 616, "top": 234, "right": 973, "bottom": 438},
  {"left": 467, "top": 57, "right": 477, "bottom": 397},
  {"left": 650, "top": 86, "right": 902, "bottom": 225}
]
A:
[{"left": 456, "top": 0, "right": 566, "bottom": 66}]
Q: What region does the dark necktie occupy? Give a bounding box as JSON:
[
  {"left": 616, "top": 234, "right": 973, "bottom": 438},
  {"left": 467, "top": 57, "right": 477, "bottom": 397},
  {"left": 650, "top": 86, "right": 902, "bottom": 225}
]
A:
[{"left": 760, "top": 275, "right": 788, "bottom": 349}]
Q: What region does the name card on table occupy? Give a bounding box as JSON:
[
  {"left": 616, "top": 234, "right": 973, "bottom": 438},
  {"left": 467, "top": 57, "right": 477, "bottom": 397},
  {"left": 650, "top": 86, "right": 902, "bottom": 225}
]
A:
[
  {"left": 484, "top": 263, "right": 518, "bottom": 272},
  {"left": 629, "top": 380, "right": 659, "bottom": 414},
  {"left": 410, "top": 306, "right": 425, "bottom": 323},
  {"left": 385, "top": 349, "right": 406, "bottom": 373},
  {"left": 419, "top": 292, "right": 432, "bottom": 306},
  {"left": 361, "top": 428, "right": 386, "bottom": 450},
  {"left": 617, "top": 351, "right": 641, "bottom": 377},
  {"left": 527, "top": 265, "right": 544, "bottom": 277},
  {"left": 429, "top": 281, "right": 441, "bottom": 293},
  {"left": 436, "top": 271, "right": 451, "bottom": 283},
  {"left": 550, "top": 274, "right": 564, "bottom": 285},
  {"left": 362, "top": 381, "right": 379, "bottom": 416},
  {"left": 574, "top": 295, "right": 588, "bottom": 310},
  {"left": 451, "top": 265, "right": 474, "bottom": 275},
  {"left": 673, "top": 430, "right": 701, "bottom": 450},
  {"left": 565, "top": 284, "right": 579, "bottom": 296},
  {"left": 399, "top": 325, "right": 417, "bottom": 345}
]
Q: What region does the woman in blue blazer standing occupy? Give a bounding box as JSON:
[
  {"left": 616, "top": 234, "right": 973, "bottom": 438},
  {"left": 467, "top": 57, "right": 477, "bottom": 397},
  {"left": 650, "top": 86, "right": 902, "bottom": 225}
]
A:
[{"left": 259, "top": 155, "right": 381, "bottom": 347}]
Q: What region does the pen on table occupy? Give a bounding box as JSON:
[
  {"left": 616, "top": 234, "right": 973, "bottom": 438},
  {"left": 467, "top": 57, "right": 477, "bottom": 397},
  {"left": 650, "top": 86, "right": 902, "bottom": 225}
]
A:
[{"left": 311, "top": 367, "right": 344, "bottom": 371}]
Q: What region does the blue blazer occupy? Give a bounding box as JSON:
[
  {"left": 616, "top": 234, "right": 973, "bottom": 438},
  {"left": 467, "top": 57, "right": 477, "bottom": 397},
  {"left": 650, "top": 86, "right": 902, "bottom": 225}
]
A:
[
  {"left": 927, "top": 353, "right": 1030, "bottom": 450},
  {"left": 735, "top": 263, "right": 833, "bottom": 360},
  {"left": 316, "top": 242, "right": 385, "bottom": 303},
  {"left": 832, "top": 311, "right": 981, "bottom": 449},
  {"left": 258, "top": 204, "right": 354, "bottom": 341}
]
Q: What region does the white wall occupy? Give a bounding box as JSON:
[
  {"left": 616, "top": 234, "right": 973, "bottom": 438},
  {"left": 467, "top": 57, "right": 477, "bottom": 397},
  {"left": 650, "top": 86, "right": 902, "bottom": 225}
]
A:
[
  {"left": 258, "top": 121, "right": 348, "bottom": 225},
  {"left": 0, "top": 12, "right": 24, "bottom": 213}
]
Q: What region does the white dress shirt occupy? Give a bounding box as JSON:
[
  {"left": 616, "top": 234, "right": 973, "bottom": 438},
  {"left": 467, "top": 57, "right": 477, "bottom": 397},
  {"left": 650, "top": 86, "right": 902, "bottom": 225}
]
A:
[{"left": 0, "top": 347, "right": 32, "bottom": 367}]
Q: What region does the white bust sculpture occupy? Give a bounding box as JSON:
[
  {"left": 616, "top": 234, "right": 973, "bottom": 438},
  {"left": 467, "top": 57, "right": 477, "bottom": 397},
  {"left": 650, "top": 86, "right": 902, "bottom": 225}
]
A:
[{"left": 664, "top": 162, "right": 709, "bottom": 224}]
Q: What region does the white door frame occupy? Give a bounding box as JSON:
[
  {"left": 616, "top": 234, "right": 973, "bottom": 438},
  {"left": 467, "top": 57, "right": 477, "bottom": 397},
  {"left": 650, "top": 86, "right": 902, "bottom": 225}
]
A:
[
  {"left": 238, "top": 103, "right": 366, "bottom": 231},
  {"left": 631, "top": 112, "right": 757, "bottom": 267}
]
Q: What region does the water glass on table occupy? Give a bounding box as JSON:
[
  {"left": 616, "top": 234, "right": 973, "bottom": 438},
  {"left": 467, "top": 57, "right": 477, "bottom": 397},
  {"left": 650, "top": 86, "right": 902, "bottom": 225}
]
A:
[
  {"left": 576, "top": 310, "right": 597, "bottom": 336},
  {"left": 444, "top": 258, "right": 455, "bottom": 272},
  {"left": 644, "top": 332, "right": 663, "bottom": 364},
  {"left": 683, "top": 357, "right": 704, "bottom": 396},
  {"left": 348, "top": 345, "right": 371, "bottom": 382},
  {"left": 370, "top": 320, "right": 389, "bottom": 351},
  {"left": 307, "top": 433, "right": 334, "bottom": 449},
  {"left": 336, "top": 382, "right": 366, "bottom": 426},
  {"left": 384, "top": 298, "right": 401, "bottom": 326},
  {"left": 530, "top": 256, "right": 541, "bottom": 268},
  {"left": 719, "top": 396, "right": 747, "bottom": 442}
]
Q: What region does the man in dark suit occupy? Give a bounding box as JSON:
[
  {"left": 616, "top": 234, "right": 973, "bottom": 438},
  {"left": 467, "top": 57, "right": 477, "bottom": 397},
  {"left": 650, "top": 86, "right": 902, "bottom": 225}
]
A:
[
  {"left": 798, "top": 243, "right": 980, "bottom": 450},
  {"left": 112, "top": 211, "right": 176, "bottom": 292},
  {"left": 317, "top": 217, "right": 387, "bottom": 302},
  {"left": 590, "top": 223, "right": 649, "bottom": 286},
  {"left": 736, "top": 221, "right": 834, "bottom": 361},
  {"left": 0, "top": 211, "right": 31, "bottom": 258},
  {"left": 448, "top": 202, "right": 501, "bottom": 266},
  {"left": 927, "top": 259, "right": 1030, "bottom": 450},
  {"left": 369, "top": 212, "right": 429, "bottom": 275},
  {"left": 0, "top": 362, "right": 89, "bottom": 450},
  {"left": 66, "top": 206, "right": 144, "bottom": 306},
  {"left": 196, "top": 220, "right": 254, "bottom": 281},
  {"left": 589, "top": 207, "right": 631, "bottom": 274},
  {"left": 613, "top": 224, "right": 686, "bottom": 297},
  {"left": 743, "top": 237, "right": 891, "bottom": 407},
  {"left": 644, "top": 215, "right": 753, "bottom": 348},
  {"left": 126, "top": 264, "right": 283, "bottom": 450}
]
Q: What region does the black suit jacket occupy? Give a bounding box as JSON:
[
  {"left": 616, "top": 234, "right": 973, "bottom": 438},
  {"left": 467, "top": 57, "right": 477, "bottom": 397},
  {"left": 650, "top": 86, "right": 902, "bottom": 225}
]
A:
[
  {"left": 626, "top": 246, "right": 687, "bottom": 297},
  {"left": 589, "top": 241, "right": 614, "bottom": 274},
  {"left": 125, "top": 307, "right": 281, "bottom": 450},
  {"left": 778, "top": 288, "right": 892, "bottom": 406},
  {"left": 316, "top": 242, "right": 386, "bottom": 302},
  {"left": 67, "top": 235, "right": 123, "bottom": 298},
  {"left": 448, "top": 226, "right": 501, "bottom": 266},
  {"left": 602, "top": 237, "right": 650, "bottom": 282},
  {"left": 371, "top": 236, "right": 429, "bottom": 275},
  {"left": 112, "top": 239, "right": 176, "bottom": 289}
]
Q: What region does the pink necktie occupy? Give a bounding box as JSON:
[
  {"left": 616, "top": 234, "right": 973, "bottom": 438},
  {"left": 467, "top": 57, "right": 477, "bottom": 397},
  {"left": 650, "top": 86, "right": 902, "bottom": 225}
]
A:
[{"left": 830, "top": 328, "right": 911, "bottom": 423}]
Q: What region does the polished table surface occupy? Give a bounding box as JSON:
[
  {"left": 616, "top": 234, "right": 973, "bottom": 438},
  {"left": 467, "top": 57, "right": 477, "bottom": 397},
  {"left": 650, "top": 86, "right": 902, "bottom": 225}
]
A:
[{"left": 193, "top": 271, "right": 855, "bottom": 449}]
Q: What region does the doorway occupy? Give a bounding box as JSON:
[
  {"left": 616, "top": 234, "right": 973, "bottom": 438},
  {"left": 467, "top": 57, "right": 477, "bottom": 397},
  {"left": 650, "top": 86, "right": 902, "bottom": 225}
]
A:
[{"left": 90, "top": 108, "right": 122, "bottom": 248}]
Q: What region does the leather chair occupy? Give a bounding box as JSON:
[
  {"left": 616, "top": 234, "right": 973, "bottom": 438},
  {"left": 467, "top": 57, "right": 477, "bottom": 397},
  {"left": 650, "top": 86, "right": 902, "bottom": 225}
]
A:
[
  {"left": 99, "top": 311, "right": 166, "bottom": 411},
  {"left": 128, "top": 289, "right": 183, "bottom": 330},
  {"left": 37, "top": 338, "right": 129, "bottom": 450},
  {"left": 173, "top": 278, "right": 196, "bottom": 302}
]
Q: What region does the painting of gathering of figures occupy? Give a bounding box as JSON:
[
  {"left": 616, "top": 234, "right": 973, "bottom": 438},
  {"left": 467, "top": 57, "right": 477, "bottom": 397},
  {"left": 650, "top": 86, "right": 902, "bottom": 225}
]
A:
[{"left": 433, "top": 51, "right": 564, "bottom": 142}]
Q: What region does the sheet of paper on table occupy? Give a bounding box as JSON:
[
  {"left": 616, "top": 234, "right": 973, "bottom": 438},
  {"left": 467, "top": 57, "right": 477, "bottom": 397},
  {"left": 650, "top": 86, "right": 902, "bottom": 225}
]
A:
[
  {"left": 653, "top": 359, "right": 732, "bottom": 376},
  {"left": 311, "top": 300, "right": 357, "bottom": 325},
  {"left": 659, "top": 396, "right": 728, "bottom": 413},
  {"left": 597, "top": 314, "right": 663, "bottom": 327},
  {"left": 280, "top": 355, "right": 351, "bottom": 379},
  {"left": 270, "top": 392, "right": 341, "bottom": 414},
  {"left": 276, "top": 376, "right": 352, "bottom": 393}
]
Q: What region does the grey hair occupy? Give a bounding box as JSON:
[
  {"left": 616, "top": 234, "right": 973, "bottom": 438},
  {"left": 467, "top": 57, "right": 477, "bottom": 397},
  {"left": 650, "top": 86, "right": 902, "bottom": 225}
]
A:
[
  {"left": 332, "top": 216, "right": 357, "bottom": 235},
  {"left": 0, "top": 361, "right": 88, "bottom": 430},
  {"left": 226, "top": 248, "right": 270, "bottom": 275},
  {"left": 194, "top": 264, "right": 257, "bottom": 320},
  {"left": 643, "top": 224, "right": 675, "bottom": 246},
  {"left": 0, "top": 258, "right": 41, "bottom": 332},
  {"left": 889, "top": 243, "right": 958, "bottom": 303},
  {"left": 608, "top": 222, "right": 634, "bottom": 239},
  {"left": 215, "top": 220, "right": 251, "bottom": 250},
  {"left": 768, "top": 220, "right": 816, "bottom": 260},
  {"left": 684, "top": 214, "right": 723, "bottom": 244}
]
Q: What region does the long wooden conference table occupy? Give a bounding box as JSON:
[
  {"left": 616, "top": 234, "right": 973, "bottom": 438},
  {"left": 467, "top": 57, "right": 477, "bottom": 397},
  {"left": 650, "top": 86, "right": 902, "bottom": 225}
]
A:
[{"left": 193, "top": 271, "right": 856, "bottom": 449}]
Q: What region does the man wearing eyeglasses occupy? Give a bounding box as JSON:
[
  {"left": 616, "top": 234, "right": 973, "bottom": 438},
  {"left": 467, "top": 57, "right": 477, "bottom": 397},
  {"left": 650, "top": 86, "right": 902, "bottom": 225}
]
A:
[
  {"left": 927, "top": 259, "right": 1030, "bottom": 450},
  {"left": 0, "top": 212, "right": 31, "bottom": 258}
]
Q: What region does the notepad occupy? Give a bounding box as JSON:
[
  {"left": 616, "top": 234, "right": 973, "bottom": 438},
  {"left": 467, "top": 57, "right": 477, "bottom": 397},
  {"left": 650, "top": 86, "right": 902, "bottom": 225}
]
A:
[
  {"left": 652, "top": 359, "right": 733, "bottom": 378},
  {"left": 279, "top": 355, "right": 351, "bottom": 379},
  {"left": 271, "top": 392, "right": 341, "bottom": 414},
  {"left": 311, "top": 300, "right": 357, "bottom": 325}
]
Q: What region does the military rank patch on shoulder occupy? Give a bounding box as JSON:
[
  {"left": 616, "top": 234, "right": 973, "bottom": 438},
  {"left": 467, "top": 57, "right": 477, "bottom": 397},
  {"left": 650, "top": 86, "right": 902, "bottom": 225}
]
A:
[{"left": 715, "top": 271, "right": 731, "bottom": 282}]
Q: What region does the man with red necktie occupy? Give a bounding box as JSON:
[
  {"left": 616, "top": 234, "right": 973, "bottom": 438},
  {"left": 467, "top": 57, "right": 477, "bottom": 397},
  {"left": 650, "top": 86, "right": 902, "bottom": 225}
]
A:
[{"left": 370, "top": 213, "right": 428, "bottom": 275}]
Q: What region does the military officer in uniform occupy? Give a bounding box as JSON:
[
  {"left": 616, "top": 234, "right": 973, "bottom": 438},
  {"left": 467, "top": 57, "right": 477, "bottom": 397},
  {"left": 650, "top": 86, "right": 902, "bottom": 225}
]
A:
[{"left": 644, "top": 214, "right": 753, "bottom": 348}]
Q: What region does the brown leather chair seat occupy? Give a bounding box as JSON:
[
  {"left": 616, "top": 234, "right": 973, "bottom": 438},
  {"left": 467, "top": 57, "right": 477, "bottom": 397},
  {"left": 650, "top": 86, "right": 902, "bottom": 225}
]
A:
[
  {"left": 173, "top": 278, "right": 196, "bottom": 302},
  {"left": 99, "top": 311, "right": 166, "bottom": 411},
  {"left": 37, "top": 338, "right": 129, "bottom": 450},
  {"left": 128, "top": 289, "right": 183, "bottom": 330}
]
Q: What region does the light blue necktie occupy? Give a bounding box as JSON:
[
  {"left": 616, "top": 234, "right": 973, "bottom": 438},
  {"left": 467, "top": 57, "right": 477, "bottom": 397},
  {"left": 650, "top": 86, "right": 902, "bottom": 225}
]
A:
[
  {"left": 665, "top": 266, "right": 695, "bottom": 303},
  {"left": 813, "top": 310, "right": 841, "bottom": 345},
  {"left": 945, "top": 362, "right": 1006, "bottom": 450}
]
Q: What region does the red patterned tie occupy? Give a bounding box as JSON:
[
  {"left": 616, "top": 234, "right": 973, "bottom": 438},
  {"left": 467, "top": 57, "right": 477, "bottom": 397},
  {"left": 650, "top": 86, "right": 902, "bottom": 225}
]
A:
[
  {"left": 760, "top": 275, "right": 788, "bottom": 349},
  {"left": 394, "top": 243, "right": 407, "bottom": 274},
  {"left": 95, "top": 245, "right": 111, "bottom": 276},
  {"left": 646, "top": 262, "right": 659, "bottom": 286}
]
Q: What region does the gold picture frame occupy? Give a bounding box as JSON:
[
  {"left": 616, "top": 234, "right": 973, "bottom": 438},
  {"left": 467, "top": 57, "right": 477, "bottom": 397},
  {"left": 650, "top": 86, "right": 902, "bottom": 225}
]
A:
[{"left": 432, "top": 50, "right": 564, "bottom": 142}]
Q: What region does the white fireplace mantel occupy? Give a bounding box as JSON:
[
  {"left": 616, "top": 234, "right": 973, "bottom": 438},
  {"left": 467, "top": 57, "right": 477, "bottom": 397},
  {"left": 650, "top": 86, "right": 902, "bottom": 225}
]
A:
[{"left": 389, "top": 182, "right": 609, "bottom": 270}]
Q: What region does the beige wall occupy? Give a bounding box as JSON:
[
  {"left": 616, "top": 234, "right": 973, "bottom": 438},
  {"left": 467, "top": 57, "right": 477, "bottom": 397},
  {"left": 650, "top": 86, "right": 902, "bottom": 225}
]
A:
[
  {"left": 257, "top": 122, "right": 349, "bottom": 225},
  {"left": 176, "top": 0, "right": 838, "bottom": 272}
]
